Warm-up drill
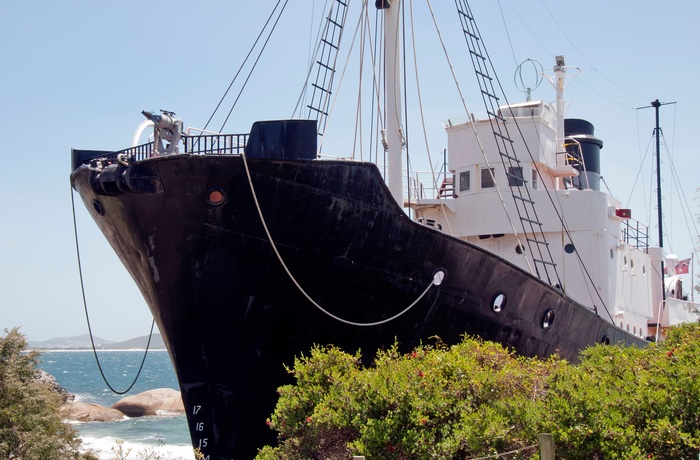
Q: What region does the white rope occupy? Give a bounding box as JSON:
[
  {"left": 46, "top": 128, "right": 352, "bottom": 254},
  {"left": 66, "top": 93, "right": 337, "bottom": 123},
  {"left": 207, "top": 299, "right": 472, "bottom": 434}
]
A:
[{"left": 240, "top": 152, "right": 442, "bottom": 327}]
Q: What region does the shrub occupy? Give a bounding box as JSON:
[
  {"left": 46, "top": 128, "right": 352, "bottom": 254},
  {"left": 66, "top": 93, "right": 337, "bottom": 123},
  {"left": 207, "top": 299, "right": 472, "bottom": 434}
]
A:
[
  {"left": 0, "top": 328, "right": 96, "bottom": 459},
  {"left": 259, "top": 324, "right": 700, "bottom": 459},
  {"left": 258, "top": 338, "right": 555, "bottom": 459}
]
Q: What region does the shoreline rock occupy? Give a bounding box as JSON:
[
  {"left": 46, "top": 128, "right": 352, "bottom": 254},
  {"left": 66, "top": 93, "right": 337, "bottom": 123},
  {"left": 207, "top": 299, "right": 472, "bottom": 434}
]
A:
[
  {"left": 36, "top": 369, "right": 184, "bottom": 422},
  {"left": 112, "top": 388, "right": 185, "bottom": 417},
  {"left": 61, "top": 401, "right": 126, "bottom": 422}
]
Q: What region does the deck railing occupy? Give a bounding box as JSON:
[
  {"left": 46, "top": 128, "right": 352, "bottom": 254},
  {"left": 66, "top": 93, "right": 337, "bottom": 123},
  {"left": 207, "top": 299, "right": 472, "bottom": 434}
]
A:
[
  {"left": 114, "top": 133, "right": 249, "bottom": 160},
  {"left": 622, "top": 219, "right": 649, "bottom": 250},
  {"left": 72, "top": 133, "right": 250, "bottom": 171}
]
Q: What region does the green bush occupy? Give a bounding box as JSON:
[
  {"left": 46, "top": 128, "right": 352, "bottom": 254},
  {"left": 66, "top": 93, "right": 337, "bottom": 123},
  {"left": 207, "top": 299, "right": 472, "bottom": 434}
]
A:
[
  {"left": 0, "top": 328, "right": 96, "bottom": 459},
  {"left": 258, "top": 324, "right": 700, "bottom": 459}
]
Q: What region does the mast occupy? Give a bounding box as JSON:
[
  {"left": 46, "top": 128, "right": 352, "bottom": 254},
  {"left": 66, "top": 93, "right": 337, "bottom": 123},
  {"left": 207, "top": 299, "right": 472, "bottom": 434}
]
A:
[
  {"left": 652, "top": 99, "right": 665, "bottom": 303},
  {"left": 553, "top": 56, "right": 567, "bottom": 156},
  {"left": 379, "top": 0, "right": 404, "bottom": 205}
]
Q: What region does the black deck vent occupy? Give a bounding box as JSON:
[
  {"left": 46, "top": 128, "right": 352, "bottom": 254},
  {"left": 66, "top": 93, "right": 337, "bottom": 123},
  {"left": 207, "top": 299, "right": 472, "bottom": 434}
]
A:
[{"left": 244, "top": 119, "right": 318, "bottom": 160}]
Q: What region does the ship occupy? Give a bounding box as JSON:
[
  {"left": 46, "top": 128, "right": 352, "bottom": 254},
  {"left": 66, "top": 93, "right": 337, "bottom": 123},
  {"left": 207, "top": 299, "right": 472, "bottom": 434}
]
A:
[{"left": 69, "top": 1, "right": 696, "bottom": 458}]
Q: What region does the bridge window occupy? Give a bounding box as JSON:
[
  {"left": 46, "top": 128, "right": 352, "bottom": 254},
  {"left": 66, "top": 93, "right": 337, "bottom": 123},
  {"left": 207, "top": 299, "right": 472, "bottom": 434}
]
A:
[
  {"left": 459, "top": 171, "right": 471, "bottom": 192},
  {"left": 481, "top": 168, "right": 496, "bottom": 188},
  {"left": 507, "top": 166, "right": 524, "bottom": 186}
]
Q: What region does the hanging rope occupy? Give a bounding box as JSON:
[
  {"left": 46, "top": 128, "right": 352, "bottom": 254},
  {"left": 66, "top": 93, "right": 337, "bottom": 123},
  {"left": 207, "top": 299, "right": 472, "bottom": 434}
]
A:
[
  {"left": 70, "top": 184, "right": 155, "bottom": 395},
  {"left": 239, "top": 152, "right": 442, "bottom": 327}
]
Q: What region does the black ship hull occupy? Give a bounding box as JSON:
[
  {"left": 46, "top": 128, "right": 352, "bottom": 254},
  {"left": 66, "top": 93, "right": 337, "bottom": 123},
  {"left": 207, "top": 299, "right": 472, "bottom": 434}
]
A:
[{"left": 71, "top": 153, "right": 645, "bottom": 459}]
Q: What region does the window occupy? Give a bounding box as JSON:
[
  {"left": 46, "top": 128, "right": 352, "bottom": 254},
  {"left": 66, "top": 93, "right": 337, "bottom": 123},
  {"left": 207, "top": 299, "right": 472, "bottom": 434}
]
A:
[
  {"left": 459, "top": 171, "right": 471, "bottom": 192},
  {"left": 507, "top": 166, "right": 524, "bottom": 186},
  {"left": 481, "top": 168, "right": 495, "bottom": 188},
  {"left": 531, "top": 169, "right": 538, "bottom": 189}
]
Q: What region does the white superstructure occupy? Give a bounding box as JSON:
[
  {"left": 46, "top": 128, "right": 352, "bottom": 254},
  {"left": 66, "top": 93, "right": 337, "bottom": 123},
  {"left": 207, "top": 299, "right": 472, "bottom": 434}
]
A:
[{"left": 409, "top": 59, "right": 690, "bottom": 340}]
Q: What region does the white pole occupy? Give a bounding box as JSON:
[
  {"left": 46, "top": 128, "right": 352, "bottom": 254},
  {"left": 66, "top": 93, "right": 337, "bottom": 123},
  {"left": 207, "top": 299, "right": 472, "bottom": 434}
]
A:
[
  {"left": 692, "top": 253, "right": 695, "bottom": 302},
  {"left": 384, "top": 0, "right": 404, "bottom": 206}
]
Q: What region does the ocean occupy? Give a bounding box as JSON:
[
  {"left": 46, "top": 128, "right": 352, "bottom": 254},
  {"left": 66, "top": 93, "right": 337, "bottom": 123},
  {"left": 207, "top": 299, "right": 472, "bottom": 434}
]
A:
[{"left": 38, "top": 349, "right": 195, "bottom": 460}]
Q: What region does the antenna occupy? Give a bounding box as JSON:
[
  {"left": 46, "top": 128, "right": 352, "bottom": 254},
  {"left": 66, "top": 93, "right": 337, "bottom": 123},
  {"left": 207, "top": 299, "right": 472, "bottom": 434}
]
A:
[{"left": 513, "top": 58, "right": 543, "bottom": 101}]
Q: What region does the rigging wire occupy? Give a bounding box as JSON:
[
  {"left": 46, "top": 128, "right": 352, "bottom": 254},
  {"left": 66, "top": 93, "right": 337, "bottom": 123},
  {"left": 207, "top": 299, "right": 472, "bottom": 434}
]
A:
[
  {"left": 660, "top": 129, "right": 700, "bottom": 255},
  {"left": 536, "top": 0, "right": 650, "bottom": 104},
  {"left": 70, "top": 186, "right": 155, "bottom": 395},
  {"left": 405, "top": 0, "right": 455, "bottom": 235},
  {"left": 201, "top": 0, "right": 286, "bottom": 135},
  {"left": 218, "top": 0, "right": 291, "bottom": 133},
  {"left": 496, "top": 0, "right": 519, "bottom": 67},
  {"left": 292, "top": 0, "right": 333, "bottom": 119},
  {"left": 458, "top": 0, "right": 615, "bottom": 319}
]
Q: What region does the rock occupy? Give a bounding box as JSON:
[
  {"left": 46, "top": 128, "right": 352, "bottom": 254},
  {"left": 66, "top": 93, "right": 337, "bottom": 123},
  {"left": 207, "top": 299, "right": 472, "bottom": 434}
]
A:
[
  {"left": 61, "top": 401, "right": 125, "bottom": 422},
  {"left": 34, "top": 369, "right": 74, "bottom": 403},
  {"left": 112, "top": 388, "right": 184, "bottom": 417}
]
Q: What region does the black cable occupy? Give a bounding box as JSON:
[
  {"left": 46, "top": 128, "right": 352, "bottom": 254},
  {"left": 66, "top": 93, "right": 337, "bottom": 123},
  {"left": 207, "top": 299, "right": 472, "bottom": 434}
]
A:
[{"left": 70, "top": 184, "right": 155, "bottom": 395}]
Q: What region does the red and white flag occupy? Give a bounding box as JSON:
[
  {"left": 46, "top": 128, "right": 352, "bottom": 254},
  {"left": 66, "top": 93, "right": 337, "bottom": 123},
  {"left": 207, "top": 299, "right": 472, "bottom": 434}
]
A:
[{"left": 675, "top": 258, "right": 691, "bottom": 275}]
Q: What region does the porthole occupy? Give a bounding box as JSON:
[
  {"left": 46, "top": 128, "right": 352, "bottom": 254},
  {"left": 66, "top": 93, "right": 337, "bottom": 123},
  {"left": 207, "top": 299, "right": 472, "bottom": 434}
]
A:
[
  {"left": 515, "top": 244, "right": 524, "bottom": 254},
  {"left": 542, "top": 309, "right": 554, "bottom": 329},
  {"left": 433, "top": 270, "right": 446, "bottom": 286},
  {"left": 92, "top": 199, "right": 105, "bottom": 216},
  {"left": 207, "top": 188, "right": 227, "bottom": 206},
  {"left": 492, "top": 292, "right": 507, "bottom": 313},
  {"left": 642, "top": 265, "right": 646, "bottom": 275},
  {"left": 610, "top": 249, "right": 614, "bottom": 259},
  {"left": 564, "top": 243, "right": 575, "bottom": 254},
  {"left": 630, "top": 259, "right": 635, "bottom": 269},
  {"left": 623, "top": 256, "right": 628, "bottom": 267},
  {"left": 601, "top": 336, "right": 610, "bottom": 345}
]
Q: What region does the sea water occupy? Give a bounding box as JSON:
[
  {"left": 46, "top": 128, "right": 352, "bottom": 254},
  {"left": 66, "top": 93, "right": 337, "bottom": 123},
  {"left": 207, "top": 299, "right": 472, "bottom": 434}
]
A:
[{"left": 38, "top": 349, "right": 194, "bottom": 460}]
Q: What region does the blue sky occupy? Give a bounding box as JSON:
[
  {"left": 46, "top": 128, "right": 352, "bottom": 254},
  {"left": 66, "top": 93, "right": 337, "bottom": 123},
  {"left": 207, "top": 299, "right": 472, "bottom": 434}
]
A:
[{"left": 1, "top": 1, "right": 698, "bottom": 341}]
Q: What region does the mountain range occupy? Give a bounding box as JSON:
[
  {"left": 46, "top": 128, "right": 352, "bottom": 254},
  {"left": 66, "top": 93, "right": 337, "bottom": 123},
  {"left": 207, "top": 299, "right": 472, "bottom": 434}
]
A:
[{"left": 28, "top": 333, "right": 166, "bottom": 350}]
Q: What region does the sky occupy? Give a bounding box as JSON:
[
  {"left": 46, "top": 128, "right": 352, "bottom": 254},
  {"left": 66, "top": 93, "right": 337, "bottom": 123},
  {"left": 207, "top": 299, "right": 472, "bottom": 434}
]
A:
[{"left": 1, "top": 0, "right": 698, "bottom": 342}]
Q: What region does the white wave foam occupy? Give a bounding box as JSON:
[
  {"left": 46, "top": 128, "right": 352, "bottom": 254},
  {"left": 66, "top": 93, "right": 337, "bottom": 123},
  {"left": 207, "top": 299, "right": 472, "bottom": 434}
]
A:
[{"left": 81, "top": 436, "right": 195, "bottom": 460}]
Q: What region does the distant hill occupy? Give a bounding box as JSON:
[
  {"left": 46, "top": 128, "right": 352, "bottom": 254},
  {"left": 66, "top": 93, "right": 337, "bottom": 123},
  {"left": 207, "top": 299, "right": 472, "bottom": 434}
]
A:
[{"left": 29, "top": 333, "right": 166, "bottom": 350}]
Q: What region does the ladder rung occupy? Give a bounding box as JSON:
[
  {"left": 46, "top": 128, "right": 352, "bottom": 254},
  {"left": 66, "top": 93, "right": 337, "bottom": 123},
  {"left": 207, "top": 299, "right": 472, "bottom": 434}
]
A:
[
  {"left": 462, "top": 28, "right": 479, "bottom": 40},
  {"left": 469, "top": 50, "right": 486, "bottom": 61},
  {"left": 492, "top": 131, "right": 513, "bottom": 143},
  {"left": 307, "top": 105, "right": 328, "bottom": 116},
  {"left": 534, "top": 258, "right": 557, "bottom": 267},
  {"left": 311, "top": 83, "right": 331, "bottom": 94},
  {"left": 316, "top": 60, "right": 335, "bottom": 72},
  {"left": 475, "top": 70, "right": 493, "bottom": 81},
  {"left": 321, "top": 38, "right": 339, "bottom": 50},
  {"left": 513, "top": 195, "right": 535, "bottom": 204},
  {"left": 526, "top": 237, "right": 549, "bottom": 246},
  {"left": 481, "top": 90, "right": 499, "bottom": 101},
  {"left": 520, "top": 216, "right": 542, "bottom": 225},
  {"left": 487, "top": 110, "right": 507, "bottom": 123},
  {"left": 458, "top": 9, "right": 473, "bottom": 20}
]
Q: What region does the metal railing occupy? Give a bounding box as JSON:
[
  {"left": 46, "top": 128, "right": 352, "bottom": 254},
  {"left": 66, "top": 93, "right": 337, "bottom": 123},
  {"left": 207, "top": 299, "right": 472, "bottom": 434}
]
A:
[
  {"left": 81, "top": 133, "right": 250, "bottom": 166},
  {"left": 622, "top": 219, "right": 649, "bottom": 250}
]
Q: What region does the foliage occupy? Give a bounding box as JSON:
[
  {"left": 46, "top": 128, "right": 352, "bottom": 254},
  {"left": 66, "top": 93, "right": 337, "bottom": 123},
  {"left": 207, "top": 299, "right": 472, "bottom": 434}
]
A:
[
  {"left": 258, "top": 324, "right": 700, "bottom": 459},
  {"left": 257, "top": 337, "right": 554, "bottom": 459},
  {"left": 542, "top": 323, "right": 700, "bottom": 459},
  {"left": 0, "top": 327, "right": 96, "bottom": 459}
]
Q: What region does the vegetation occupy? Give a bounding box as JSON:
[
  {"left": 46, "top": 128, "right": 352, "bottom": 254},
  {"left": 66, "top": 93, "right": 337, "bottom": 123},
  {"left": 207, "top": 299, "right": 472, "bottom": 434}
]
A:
[
  {"left": 0, "top": 327, "right": 96, "bottom": 459},
  {"left": 258, "top": 324, "right": 700, "bottom": 460}
]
